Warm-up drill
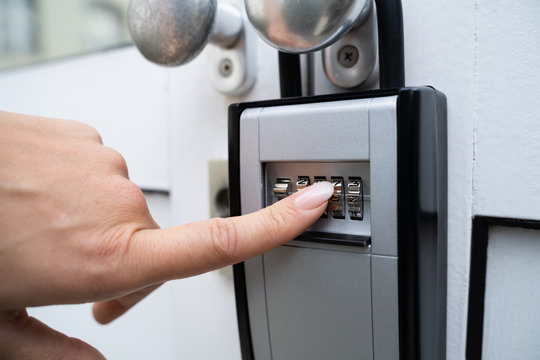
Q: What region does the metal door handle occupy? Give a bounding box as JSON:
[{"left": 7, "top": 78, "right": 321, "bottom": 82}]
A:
[
  {"left": 128, "top": 0, "right": 241, "bottom": 65},
  {"left": 128, "top": 0, "right": 255, "bottom": 95},
  {"left": 245, "top": 0, "right": 376, "bottom": 89},
  {"left": 244, "top": 0, "right": 372, "bottom": 53}
]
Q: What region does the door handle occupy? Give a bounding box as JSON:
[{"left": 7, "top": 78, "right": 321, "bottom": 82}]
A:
[
  {"left": 128, "top": 0, "right": 256, "bottom": 95},
  {"left": 245, "top": 0, "right": 372, "bottom": 53},
  {"left": 245, "top": 0, "right": 376, "bottom": 88}
]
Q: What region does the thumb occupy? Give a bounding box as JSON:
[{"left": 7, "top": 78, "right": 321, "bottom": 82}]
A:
[
  {"left": 112, "top": 181, "right": 334, "bottom": 291},
  {"left": 0, "top": 309, "right": 105, "bottom": 359}
]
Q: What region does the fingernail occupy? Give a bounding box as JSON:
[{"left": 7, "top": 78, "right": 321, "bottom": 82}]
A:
[{"left": 295, "top": 181, "right": 334, "bottom": 210}]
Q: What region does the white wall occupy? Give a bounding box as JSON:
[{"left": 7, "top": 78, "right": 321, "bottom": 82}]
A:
[
  {"left": 404, "top": 0, "right": 540, "bottom": 357},
  {"left": 473, "top": 0, "right": 540, "bottom": 219},
  {"left": 483, "top": 226, "right": 540, "bottom": 360},
  {"left": 403, "top": 2, "right": 476, "bottom": 356},
  {"left": 0, "top": 0, "right": 539, "bottom": 359}
]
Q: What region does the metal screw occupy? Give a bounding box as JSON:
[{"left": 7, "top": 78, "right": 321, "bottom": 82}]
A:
[
  {"left": 219, "top": 58, "right": 233, "bottom": 77},
  {"left": 338, "top": 45, "right": 359, "bottom": 68}
]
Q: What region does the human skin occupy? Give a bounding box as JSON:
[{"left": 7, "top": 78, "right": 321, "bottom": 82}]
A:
[{"left": 0, "top": 111, "right": 333, "bottom": 359}]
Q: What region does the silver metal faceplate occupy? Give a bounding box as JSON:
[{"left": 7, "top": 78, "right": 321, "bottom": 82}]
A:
[{"left": 239, "top": 96, "right": 398, "bottom": 360}]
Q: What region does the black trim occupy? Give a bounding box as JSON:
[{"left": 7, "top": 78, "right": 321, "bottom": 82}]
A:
[
  {"left": 374, "top": 0, "right": 405, "bottom": 88},
  {"left": 140, "top": 188, "right": 170, "bottom": 196},
  {"left": 278, "top": 52, "right": 303, "bottom": 98},
  {"left": 397, "top": 87, "right": 447, "bottom": 360},
  {"left": 229, "top": 104, "right": 254, "bottom": 360},
  {"left": 396, "top": 90, "right": 419, "bottom": 359},
  {"left": 296, "top": 231, "right": 371, "bottom": 247},
  {"left": 232, "top": 262, "right": 254, "bottom": 360},
  {"left": 466, "top": 216, "right": 540, "bottom": 360}
]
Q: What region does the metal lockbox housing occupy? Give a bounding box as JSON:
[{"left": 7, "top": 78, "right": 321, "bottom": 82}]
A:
[{"left": 229, "top": 87, "right": 447, "bottom": 360}]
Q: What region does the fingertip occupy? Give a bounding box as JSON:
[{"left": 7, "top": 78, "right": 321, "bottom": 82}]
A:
[
  {"left": 91, "top": 303, "right": 106, "bottom": 324},
  {"left": 293, "top": 181, "right": 334, "bottom": 210},
  {"left": 92, "top": 302, "right": 121, "bottom": 325}
]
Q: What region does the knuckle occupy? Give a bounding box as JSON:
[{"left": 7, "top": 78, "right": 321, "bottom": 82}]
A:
[
  {"left": 208, "top": 218, "right": 239, "bottom": 263},
  {"left": 86, "top": 126, "right": 103, "bottom": 144},
  {"left": 101, "top": 178, "right": 149, "bottom": 221},
  {"left": 116, "top": 180, "right": 147, "bottom": 210},
  {"left": 105, "top": 147, "right": 128, "bottom": 170},
  {"left": 98, "top": 146, "right": 128, "bottom": 176},
  {"left": 92, "top": 130, "right": 103, "bottom": 144},
  {"left": 77, "top": 122, "right": 103, "bottom": 144}
]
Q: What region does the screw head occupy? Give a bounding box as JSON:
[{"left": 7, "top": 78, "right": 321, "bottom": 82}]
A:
[
  {"left": 219, "top": 58, "right": 233, "bottom": 77},
  {"left": 338, "top": 45, "right": 359, "bottom": 68}
]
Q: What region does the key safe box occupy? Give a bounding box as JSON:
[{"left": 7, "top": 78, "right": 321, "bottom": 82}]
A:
[{"left": 229, "top": 87, "right": 447, "bottom": 360}]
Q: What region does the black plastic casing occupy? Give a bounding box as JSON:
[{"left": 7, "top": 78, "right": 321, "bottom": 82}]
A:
[{"left": 228, "top": 87, "right": 447, "bottom": 360}]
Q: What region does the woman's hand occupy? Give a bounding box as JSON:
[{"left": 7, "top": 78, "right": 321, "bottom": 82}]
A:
[{"left": 0, "top": 111, "right": 333, "bottom": 358}]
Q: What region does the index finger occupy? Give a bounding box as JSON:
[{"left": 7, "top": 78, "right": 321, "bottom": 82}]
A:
[{"left": 112, "top": 181, "right": 334, "bottom": 292}]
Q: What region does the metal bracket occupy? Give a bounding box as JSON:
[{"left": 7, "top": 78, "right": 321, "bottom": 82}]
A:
[
  {"left": 322, "top": 0, "right": 377, "bottom": 88},
  {"left": 208, "top": 6, "right": 256, "bottom": 96}
]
